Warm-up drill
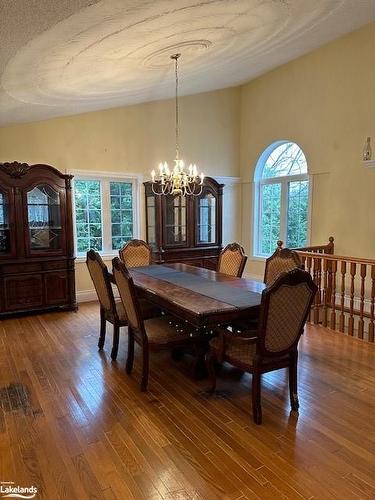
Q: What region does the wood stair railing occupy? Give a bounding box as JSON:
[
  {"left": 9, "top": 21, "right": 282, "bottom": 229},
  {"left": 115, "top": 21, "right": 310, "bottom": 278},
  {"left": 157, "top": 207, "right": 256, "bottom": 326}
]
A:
[{"left": 295, "top": 250, "right": 375, "bottom": 343}]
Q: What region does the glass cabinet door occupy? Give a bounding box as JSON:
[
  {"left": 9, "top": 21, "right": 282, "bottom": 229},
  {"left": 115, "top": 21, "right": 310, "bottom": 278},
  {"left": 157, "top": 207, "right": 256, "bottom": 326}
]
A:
[
  {"left": 26, "top": 184, "right": 63, "bottom": 252},
  {"left": 196, "top": 192, "right": 216, "bottom": 244},
  {"left": 165, "top": 195, "right": 187, "bottom": 246},
  {"left": 0, "top": 190, "right": 11, "bottom": 255},
  {"left": 146, "top": 195, "right": 157, "bottom": 249}
]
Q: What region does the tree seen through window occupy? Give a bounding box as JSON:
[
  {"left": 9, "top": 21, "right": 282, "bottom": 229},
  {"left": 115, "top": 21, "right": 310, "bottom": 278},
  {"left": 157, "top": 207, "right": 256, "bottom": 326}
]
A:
[{"left": 255, "top": 142, "right": 309, "bottom": 256}]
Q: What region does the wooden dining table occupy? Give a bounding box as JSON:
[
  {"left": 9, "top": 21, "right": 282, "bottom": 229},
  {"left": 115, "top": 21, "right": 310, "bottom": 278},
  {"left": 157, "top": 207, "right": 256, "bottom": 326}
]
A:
[{"left": 128, "top": 263, "right": 265, "bottom": 331}]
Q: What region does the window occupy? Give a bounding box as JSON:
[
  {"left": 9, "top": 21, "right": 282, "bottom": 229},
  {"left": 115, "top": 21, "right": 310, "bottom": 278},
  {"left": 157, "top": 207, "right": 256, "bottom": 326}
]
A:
[
  {"left": 73, "top": 176, "right": 137, "bottom": 256},
  {"left": 254, "top": 141, "right": 310, "bottom": 257}
]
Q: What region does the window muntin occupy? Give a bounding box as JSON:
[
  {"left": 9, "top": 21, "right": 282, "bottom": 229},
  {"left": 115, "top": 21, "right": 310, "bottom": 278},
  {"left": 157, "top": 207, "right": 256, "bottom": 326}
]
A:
[
  {"left": 73, "top": 177, "right": 136, "bottom": 256},
  {"left": 262, "top": 142, "right": 308, "bottom": 179},
  {"left": 254, "top": 142, "right": 309, "bottom": 257},
  {"left": 286, "top": 180, "right": 309, "bottom": 248},
  {"left": 110, "top": 182, "right": 133, "bottom": 250},
  {"left": 74, "top": 180, "right": 102, "bottom": 253},
  {"left": 260, "top": 183, "right": 281, "bottom": 255}
]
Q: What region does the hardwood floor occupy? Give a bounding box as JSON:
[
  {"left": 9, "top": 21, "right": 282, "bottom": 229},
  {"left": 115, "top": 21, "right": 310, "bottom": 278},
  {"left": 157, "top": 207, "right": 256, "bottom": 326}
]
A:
[{"left": 0, "top": 302, "right": 374, "bottom": 499}]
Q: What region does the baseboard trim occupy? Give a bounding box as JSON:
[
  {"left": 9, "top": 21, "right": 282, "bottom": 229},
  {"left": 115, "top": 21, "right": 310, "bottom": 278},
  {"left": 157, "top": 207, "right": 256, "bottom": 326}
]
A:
[
  {"left": 77, "top": 287, "right": 119, "bottom": 303},
  {"left": 77, "top": 290, "right": 97, "bottom": 303}
]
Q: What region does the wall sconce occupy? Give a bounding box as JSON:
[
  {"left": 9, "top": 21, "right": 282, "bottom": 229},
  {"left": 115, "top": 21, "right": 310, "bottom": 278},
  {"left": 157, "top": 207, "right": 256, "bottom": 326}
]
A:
[{"left": 362, "top": 137, "right": 375, "bottom": 167}]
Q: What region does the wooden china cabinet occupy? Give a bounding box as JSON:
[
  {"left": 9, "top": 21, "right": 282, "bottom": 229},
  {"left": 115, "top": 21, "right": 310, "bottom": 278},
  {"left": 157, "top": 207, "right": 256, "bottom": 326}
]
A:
[
  {"left": 144, "top": 176, "right": 223, "bottom": 270},
  {"left": 0, "top": 162, "right": 76, "bottom": 317}
]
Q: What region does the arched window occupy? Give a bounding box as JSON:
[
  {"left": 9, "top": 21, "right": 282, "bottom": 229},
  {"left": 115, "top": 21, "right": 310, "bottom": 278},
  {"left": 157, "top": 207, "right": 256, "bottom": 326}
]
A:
[{"left": 253, "top": 141, "right": 310, "bottom": 256}]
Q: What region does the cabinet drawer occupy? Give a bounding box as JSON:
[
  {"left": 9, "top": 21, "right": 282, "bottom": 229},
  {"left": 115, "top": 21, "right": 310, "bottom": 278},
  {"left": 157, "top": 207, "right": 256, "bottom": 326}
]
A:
[
  {"left": 43, "top": 260, "right": 66, "bottom": 271},
  {"left": 2, "top": 263, "right": 43, "bottom": 274},
  {"left": 4, "top": 275, "right": 43, "bottom": 310}
]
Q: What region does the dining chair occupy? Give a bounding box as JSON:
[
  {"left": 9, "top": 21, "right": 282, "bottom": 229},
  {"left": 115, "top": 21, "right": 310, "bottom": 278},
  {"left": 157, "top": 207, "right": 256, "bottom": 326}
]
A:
[
  {"left": 264, "top": 247, "right": 302, "bottom": 286},
  {"left": 112, "top": 257, "right": 202, "bottom": 391},
  {"left": 207, "top": 268, "right": 317, "bottom": 424},
  {"left": 119, "top": 239, "right": 152, "bottom": 268},
  {"left": 217, "top": 242, "right": 247, "bottom": 278},
  {"left": 86, "top": 250, "right": 160, "bottom": 360}
]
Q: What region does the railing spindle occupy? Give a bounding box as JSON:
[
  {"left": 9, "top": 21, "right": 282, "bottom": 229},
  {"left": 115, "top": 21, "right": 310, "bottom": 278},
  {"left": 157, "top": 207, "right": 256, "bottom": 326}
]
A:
[
  {"left": 313, "top": 257, "right": 321, "bottom": 324},
  {"left": 358, "top": 264, "right": 366, "bottom": 339},
  {"left": 369, "top": 265, "right": 375, "bottom": 342},
  {"left": 322, "top": 258, "right": 329, "bottom": 327},
  {"left": 329, "top": 260, "right": 337, "bottom": 330},
  {"left": 348, "top": 263, "right": 356, "bottom": 336},
  {"left": 339, "top": 261, "right": 347, "bottom": 333}
]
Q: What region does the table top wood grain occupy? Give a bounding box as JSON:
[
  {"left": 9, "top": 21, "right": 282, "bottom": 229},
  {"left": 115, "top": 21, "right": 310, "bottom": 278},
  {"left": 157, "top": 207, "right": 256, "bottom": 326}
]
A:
[{"left": 130, "top": 263, "right": 265, "bottom": 328}]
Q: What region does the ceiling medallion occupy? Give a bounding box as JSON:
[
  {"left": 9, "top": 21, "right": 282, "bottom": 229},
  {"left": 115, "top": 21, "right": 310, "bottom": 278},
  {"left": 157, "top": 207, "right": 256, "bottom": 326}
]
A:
[
  {"left": 150, "top": 53, "right": 204, "bottom": 197},
  {"left": 143, "top": 40, "right": 212, "bottom": 69}
]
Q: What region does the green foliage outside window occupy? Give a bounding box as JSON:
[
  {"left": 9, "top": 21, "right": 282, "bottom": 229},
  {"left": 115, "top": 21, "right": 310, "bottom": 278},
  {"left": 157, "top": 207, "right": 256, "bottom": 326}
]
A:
[
  {"left": 257, "top": 142, "right": 309, "bottom": 256},
  {"left": 110, "top": 182, "right": 133, "bottom": 250},
  {"left": 74, "top": 180, "right": 102, "bottom": 252}
]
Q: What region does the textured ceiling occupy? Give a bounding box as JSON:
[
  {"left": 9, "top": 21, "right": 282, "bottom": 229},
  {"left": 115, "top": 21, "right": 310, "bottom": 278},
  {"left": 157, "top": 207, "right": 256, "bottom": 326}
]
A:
[{"left": 1, "top": 0, "right": 375, "bottom": 126}]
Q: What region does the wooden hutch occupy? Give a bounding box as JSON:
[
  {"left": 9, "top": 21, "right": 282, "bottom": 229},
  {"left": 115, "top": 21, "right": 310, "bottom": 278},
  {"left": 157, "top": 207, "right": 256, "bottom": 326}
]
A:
[
  {"left": 0, "top": 162, "right": 76, "bottom": 317},
  {"left": 144, "top": 176, "right": 223, "bottom": 269}
]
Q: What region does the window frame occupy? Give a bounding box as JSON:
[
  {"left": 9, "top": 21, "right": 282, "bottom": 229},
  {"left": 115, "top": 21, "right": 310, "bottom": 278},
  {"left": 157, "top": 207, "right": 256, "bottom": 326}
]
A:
[
  {"left": 252, "top": 141, "right": 312, "bottom": 259},
  {"left": 71, "top": 170, "right": 142, "bottom": 260}
]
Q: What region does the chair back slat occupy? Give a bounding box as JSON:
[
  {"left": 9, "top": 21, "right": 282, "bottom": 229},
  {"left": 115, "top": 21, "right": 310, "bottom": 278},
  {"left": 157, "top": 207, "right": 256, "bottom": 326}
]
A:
[
  {"left": 264, "top": 248, "right": 301, "bottom": 286},
  {"left": 257, "top": 269, "right": 317, "bottom": 356},
  {"left": 217, "top": 243, "right": 247, "bottom": 278},
  {"left": 86, "top": 250, "right": 115, "bottom": 313},
  {"left": 119, "top": 239, "right": 152, "bottom": 268},
  {"left": 112, "top": 257, "right": 143, "bottom": 332}
]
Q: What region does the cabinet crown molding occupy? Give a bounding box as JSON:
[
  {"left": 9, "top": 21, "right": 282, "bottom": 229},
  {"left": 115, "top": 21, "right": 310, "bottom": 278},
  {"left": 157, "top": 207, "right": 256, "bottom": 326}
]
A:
[{"left": 0, "top": 161, "right": 31, "bottom": 178}]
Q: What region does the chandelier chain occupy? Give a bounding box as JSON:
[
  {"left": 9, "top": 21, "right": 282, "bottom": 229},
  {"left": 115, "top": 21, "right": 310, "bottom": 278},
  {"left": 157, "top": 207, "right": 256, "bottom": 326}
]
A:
[{"left": 174, "top": 54, "right": 180, "bottom": 161}]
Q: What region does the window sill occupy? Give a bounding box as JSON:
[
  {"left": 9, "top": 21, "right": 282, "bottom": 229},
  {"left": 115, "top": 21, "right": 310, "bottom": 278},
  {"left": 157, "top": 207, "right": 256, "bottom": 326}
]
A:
[
  {"left": 76, "top": 252, "right": 119, "bottom": 263},
  {"left": 250, "top": 255, "right": 267, "bottom": 262}
]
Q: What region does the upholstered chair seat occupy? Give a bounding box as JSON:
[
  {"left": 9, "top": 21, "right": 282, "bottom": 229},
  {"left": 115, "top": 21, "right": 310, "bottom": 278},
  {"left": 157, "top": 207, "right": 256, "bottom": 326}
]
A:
[{"left": 142, "top": 317, "right": 198, "bottom": 345}]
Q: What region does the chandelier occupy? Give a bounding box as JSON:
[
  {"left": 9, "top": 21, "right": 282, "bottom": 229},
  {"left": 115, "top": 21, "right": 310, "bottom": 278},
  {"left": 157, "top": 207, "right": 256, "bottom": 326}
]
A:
[{"left": 151, "top": 54, "right": 204, "bottom": 196}]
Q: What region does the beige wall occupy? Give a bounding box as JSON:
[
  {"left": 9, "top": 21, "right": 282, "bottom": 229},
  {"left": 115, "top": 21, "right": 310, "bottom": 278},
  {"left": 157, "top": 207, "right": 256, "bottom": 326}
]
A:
[
  {"left": 0, "top": 87, "right": 241, "bottom": 295},
  {"left": 2, "top": 21, "right": 375, "bottom": 293},
  {"left": 240, "top": 21, "right": 375, "bottom": 277}
]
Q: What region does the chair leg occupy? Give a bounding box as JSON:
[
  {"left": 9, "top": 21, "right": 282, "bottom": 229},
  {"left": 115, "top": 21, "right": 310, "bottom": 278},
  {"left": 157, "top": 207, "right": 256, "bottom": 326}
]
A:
[
  {"left": 111, "top": 324, "right": 120, "bottom": 360},
  {"left": 126, "top": 327, "right": 134, "bottom": 375},
  {"left": 141, "top": 343, "right": 149, "bottom": 392},
  {"left": 98, "top": 308, "right": 106, "bottom": 350},
  {"left": 206, "top": 349, "right": 217, "bottom": 392},
  {"left": 251, "top": 371, "right": 262, "bottom": 425},
  {"left": 289, "top": 350, "right": 299, "bottom": 411}
]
